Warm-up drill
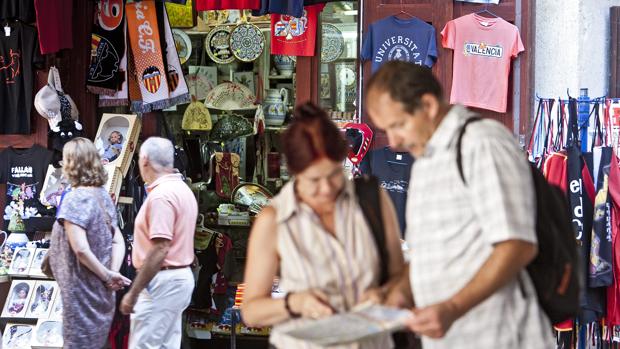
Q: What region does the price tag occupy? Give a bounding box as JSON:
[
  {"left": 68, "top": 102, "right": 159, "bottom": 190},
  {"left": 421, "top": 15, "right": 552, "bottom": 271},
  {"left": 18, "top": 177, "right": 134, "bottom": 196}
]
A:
[{"left": 4, "top": 26, "right": 10, "bottom": 37}]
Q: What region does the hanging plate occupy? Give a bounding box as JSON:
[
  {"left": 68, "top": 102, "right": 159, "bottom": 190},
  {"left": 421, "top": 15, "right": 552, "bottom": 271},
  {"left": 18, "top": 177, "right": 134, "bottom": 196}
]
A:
[
  {"left": 206, "top": 26, "right": 235, "bottom": 64},
  {"left": 172, "top": 29, "right": 192, "bottom": 65},
  {"left": 230, "top": 23, "right": 265, "bottom": 62},
  {"left": 321, "top": 24, "right": 344, "bottom": 63}
]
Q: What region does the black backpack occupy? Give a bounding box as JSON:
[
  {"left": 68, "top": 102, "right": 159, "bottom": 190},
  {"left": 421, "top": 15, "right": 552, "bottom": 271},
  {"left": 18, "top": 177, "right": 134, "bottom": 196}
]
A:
[
  {"left": 456, "top": 117, "right": 581, "bottom": 324},
  {"left": 355, "top": 176, "right": 421, "bottom": 349}
]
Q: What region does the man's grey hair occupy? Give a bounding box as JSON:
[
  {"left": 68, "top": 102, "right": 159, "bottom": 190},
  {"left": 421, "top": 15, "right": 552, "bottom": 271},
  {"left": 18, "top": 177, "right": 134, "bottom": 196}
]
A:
[{"left": 140, "top": 137, "right": 174, "bottom": 171}]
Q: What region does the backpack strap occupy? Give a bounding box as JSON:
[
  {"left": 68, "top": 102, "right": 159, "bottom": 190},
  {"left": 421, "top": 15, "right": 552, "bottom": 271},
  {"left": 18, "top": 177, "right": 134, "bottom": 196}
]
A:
[
  {"left": 354, "top": 176, "right": 389, "bottom": 285},
  {"left": 456, "top": 117, "right": 483, "bottom": 185}
]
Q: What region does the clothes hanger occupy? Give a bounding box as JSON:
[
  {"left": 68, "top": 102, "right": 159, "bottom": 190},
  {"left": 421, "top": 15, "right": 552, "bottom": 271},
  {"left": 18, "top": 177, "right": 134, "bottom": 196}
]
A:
[
  {"left": 474, "top": 0, "right": 499, "bottom": 19},
  {"left": 394, "top": 0, "right": 414, "bottom": 19}
]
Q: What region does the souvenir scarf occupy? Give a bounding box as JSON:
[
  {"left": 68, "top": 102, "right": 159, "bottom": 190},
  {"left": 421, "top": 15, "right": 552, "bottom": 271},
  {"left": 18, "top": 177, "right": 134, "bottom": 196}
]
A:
[
  {"left": 126, "top": 0, "right": 170, "bottom": 112},
  {"left": 87, "top": 0, "right": 126, "bottom": 95},
  {"left": 160, "top": 3, "right": 190, "bottom": 107},
  {"left": 606, "top": 152, "right": 620, "bottom": 326},
  {"left": 99, "top": 20, "right": 129, "bottom": 107},
  {"left": 567, "top": 98, "right": 605, "bottom": 323},
  {"left": 588, "top": 146, "right": 613, "bottom": 288}
]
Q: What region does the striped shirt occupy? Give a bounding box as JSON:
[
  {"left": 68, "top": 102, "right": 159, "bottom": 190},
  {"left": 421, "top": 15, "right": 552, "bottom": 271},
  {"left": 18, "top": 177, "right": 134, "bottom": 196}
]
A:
[
  {"left": 406, "top": 105, "right": 554, "bottom": 349},
  {"left": 269, "top": 179, "right": 392, "bottom": 349}
]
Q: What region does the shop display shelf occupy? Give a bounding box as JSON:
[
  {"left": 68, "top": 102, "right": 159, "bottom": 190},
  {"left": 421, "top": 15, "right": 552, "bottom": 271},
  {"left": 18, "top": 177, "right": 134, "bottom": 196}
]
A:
[{"left": 267, "top": 75, "right": 294, "bottom": 80}]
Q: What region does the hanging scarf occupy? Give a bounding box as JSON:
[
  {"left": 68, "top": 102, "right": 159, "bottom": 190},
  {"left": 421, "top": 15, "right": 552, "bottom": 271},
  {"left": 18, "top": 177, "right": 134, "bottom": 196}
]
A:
[
  {"left": 127, "top": 0, "right": 170, "bottom": 112},
  {"left": 87, "top": 0, "right": 126, "bottom": 95},
  {"left": 160, "top": 3, "right": 190, "bottom": 107},
  {"left": 99, "top": 19, "right": 129, "bottom": 107},
  {"left": 588, "top": 146, "right": 614, "bottom": 288}
]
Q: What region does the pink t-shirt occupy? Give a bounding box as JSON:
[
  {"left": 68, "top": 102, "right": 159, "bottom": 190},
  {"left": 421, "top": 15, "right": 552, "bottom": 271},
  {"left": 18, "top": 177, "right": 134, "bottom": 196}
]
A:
[
  {"left": 133, "top": 173, "right": 198, "bottom": 269},
  {"left": 441, "top": 14, "right": 524, "bottom": 113}
]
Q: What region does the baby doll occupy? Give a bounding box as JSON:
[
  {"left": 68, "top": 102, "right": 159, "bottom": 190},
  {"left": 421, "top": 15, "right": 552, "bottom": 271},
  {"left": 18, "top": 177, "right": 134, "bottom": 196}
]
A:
[{"left": 102, "top": 130, "right": 124, "bottom": 164}]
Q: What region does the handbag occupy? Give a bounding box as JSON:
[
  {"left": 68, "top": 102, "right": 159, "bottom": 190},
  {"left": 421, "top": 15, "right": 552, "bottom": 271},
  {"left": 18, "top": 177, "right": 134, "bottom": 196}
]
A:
[{"left": 215, "top": 152, "right": 240, "bottom": 199}]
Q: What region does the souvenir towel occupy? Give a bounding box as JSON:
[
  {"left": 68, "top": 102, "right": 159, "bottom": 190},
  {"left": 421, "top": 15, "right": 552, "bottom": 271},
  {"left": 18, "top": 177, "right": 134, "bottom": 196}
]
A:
[
  {"left": 87, "top": 0, "right": 126, "bottom": 95},
  {"left": 126, "top": 0, "right": 170, "bottom": 112},
  {"left": 215, "top": 152, "right": 240, "bottom": 199}
]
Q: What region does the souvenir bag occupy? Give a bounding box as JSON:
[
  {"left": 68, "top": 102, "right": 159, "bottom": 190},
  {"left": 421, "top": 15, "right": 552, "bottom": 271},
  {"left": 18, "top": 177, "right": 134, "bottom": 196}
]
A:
[{"left": 215, "top": 152, "right": 240, "bottom": 199}]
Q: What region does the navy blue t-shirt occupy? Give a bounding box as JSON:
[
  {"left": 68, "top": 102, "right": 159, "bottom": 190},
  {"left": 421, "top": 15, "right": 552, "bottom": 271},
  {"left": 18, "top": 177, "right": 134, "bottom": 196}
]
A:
[
  {"left": 360, "top": 147, "right": 414, "bottom": 237},
  {"left": 253, "top": 0, "right": 303, "bottom": 18},
  {"left": 361, "top": 15, "right": 437, "bottom": 73}
]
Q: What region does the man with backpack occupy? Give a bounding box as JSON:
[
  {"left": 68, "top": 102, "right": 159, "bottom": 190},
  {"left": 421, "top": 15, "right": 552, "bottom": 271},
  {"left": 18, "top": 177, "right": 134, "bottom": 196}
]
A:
[{"left": 365, "top": 61, "right": 555, "bottom": 348}]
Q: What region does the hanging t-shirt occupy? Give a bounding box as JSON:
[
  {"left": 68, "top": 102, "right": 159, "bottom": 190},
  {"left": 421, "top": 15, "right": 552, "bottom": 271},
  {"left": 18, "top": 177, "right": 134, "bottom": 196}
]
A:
[
  {"left": 441, "top": 13, "right": 524, "bottom": 113},
  {"left": 253, "top": 0, "right": 304, "bottom": 18},
  {"left": 361, "top": 15, "right": 437, "bottom": 73},
  {"left": 360, "top": 147, "right": 414, "bottom": 236},
  {"left": 303, "top": 0, "right": 341, "bottom": 5},
  {"left": 0, "top": 0, "right": 35, "bottom": 22},
  {"left": 34, "top": 0, "right": 73, "bottom": 54},
  {"left": 0, "top": 22, "right": 43, "bottom": 135},
  {"left": 271, "top": 4, "right": 324, "bottom": 56},
  {"left": 196, "top": 0, "right": 260, "bottom": 11},
  {"left": 0, "top": 145, "right": 53, "bottom": 230}
]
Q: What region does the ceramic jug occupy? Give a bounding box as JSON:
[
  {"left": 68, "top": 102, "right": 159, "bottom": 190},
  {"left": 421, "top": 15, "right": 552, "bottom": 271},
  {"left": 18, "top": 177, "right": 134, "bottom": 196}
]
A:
[
  {"left": 273, "top": 55, "right": 294, "bottom": 77},
  {"left": 263, "top": 88, "right": 289, "bottom": 126},
  {"left": 4, "top": 231, "right": 29, "bottom": 252}
]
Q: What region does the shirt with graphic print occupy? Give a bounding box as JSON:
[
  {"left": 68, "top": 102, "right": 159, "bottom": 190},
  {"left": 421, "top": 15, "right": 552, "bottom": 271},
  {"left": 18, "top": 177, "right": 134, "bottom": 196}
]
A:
[
  {"left": 360, "top": 147, "right": 414, "bottom": 236},
  {"left": 361, "top": 15, "right": 437, "bottom": 73},
  {"left": 0, "top": 145, "right": 53, "bottom": 230},
  {"left": 270, "top": 4, "right": 324, "bottom": 56},
  {"left": 0, "top": 22, "right": 43, "bottom": 134},
  {"left": 441, "top": 13, "right": 524, "bottom": 113}
]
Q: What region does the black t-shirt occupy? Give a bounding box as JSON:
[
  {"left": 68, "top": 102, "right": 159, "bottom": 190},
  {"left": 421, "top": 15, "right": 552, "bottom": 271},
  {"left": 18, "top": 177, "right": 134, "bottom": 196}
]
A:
[
  {"left": 0, "top": 0, "right": 35, "bottom": 22},
  {"left": 0, "top": 22, "right": 43, "bottom": 135},
  {"left": 0, "top": 145, "right": 53, "bottom": 230},
  {"left": 360, "top": 147, "right": 413, "bottom": 237}
]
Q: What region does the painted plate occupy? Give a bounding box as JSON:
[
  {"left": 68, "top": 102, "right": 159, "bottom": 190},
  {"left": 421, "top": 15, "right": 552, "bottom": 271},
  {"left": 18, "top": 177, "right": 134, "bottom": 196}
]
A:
[
  {"left": 205, "top": 82, "right": 257, "bottom": 111},
  {"left": 230, "top": 23, "right": 265, "bottom": 62},
  {"left": 321, "top": 24, "right": 344, "bottom": 63},
  {"left": 206, "top": 26, "right": 235, "bottom": 64},
  {"left": 172, "top": 29, "right": 192, "bottom": 65}
]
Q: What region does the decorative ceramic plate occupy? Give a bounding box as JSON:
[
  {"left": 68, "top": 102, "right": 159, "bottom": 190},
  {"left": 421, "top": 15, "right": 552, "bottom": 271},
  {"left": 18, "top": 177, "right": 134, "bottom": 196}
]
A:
[
  {"left": 232, "top": 183, "right": 273, "bottom": 214},
  {"left": 321, "top": 24, "right": 344, "bottom": 63},
  {"left": 204, "top": 82, "right": 257, "bottom": 111},
  {"left": 206, "top": 26, "right": 235, "bottom": 64},
  {"left": 172, "top": 29, "right": 192, "bottom": 64},
  {"left": 230, "top": 23, "right": 265, "bottom": 62}
]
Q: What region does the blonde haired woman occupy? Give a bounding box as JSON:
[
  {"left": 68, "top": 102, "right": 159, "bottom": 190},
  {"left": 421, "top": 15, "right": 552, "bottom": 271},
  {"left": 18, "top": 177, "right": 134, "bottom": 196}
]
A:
[{"left": 48, "top": 137, "right": 130, "bottom": 349}]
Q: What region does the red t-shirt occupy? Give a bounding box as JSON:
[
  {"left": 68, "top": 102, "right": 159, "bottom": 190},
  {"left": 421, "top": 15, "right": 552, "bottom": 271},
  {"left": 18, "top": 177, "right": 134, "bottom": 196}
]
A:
[
  {"left": 441, "top": 14, "right": 524, "bottom": 113},
  {"left": 270, "top": 4, "right": 325, "bottom": 56},
  {"left": 196, "top": 0, "right": 260, "bottom": 11}
]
